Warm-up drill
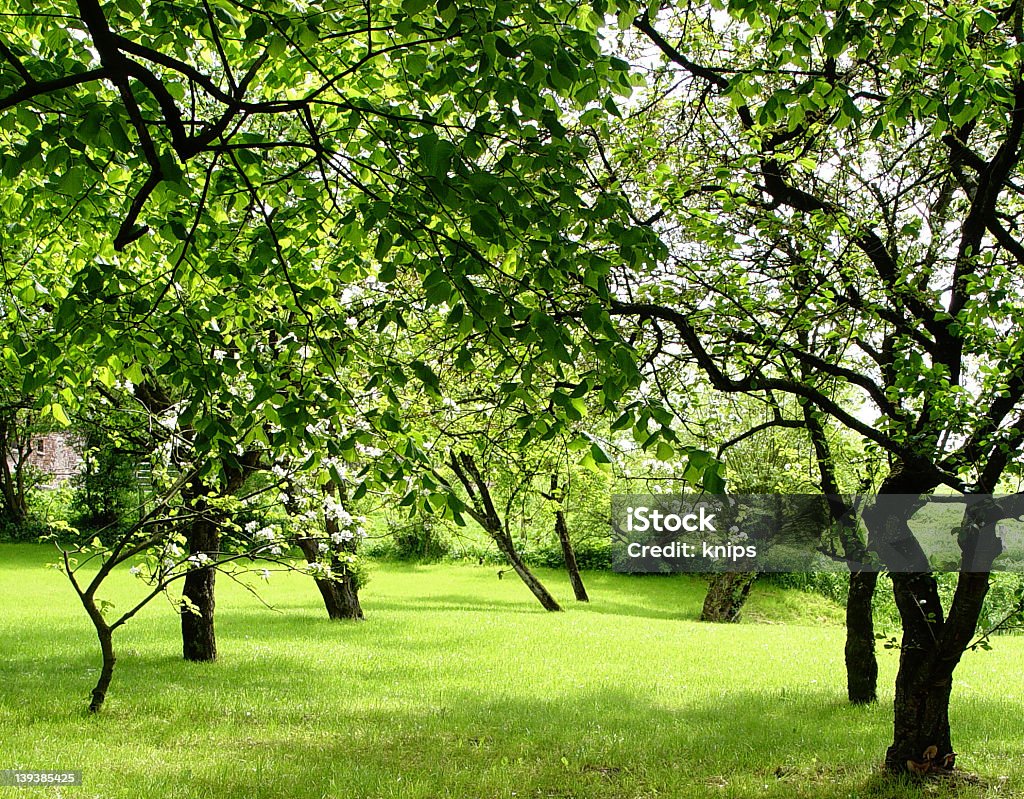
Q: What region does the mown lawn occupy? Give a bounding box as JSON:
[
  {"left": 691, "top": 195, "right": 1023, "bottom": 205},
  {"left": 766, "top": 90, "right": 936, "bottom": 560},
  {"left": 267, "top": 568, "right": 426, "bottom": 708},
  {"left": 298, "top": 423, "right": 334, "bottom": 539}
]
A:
[{"left": 0, "top": 543, "right": 1021, "bottom": 798}]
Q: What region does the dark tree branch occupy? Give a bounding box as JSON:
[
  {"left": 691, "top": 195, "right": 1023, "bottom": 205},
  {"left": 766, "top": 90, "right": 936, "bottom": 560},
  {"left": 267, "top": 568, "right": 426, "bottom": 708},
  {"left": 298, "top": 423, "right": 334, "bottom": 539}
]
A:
[
  {"left": 0, "top": 67, "right": 109, "bottom": 111},
  {"left": 0, "top": 39, "right": 34, "bottom": 83},
  {"left": 609, "top": 300, "right": 961, "bottom": 489}
]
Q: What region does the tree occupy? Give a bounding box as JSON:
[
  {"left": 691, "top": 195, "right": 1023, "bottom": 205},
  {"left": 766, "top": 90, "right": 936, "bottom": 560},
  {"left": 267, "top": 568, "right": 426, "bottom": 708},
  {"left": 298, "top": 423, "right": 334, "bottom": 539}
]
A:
[
  {"left": 1, "top": 0, "right": 665, "bottom": 578},
  {"left": 0, "top": 384, "right": 37, "bottom": 528},
  {"left": 289, "top": 472, "right": 367, "bottom": 621},
  {"left": 698, "top": 399, "right": 814, "bottom": 624},
  {"left": 449, "top": 449, "right": 563, "bottom": 611},
  {"left": 56, "top": 473, "right": 200, "bottom": 712},
  {"left": 606, "top": 0, "right": 1024, "bottom": 772}
]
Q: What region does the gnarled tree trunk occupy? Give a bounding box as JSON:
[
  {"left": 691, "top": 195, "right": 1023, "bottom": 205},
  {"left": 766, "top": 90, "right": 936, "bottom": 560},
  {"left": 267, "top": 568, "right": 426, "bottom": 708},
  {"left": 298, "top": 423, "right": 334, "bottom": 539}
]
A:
[
  {"left": 700, "top": 571, "right": 756, "bottom": 622},
  {"left": 845, "top": 569, "right": 879, "bottom": 704},
  {"left": 295, "top": 537, "right": 364, "bottom": 620},
  {"left": 181, "top": 510, "right": 218, "bottom": 662},
  {"left": 885, "top": 571, "right": 955, "bottom": 772},
  {"left": 865, "top": 471, "right": 1011, "bottom": 774}
]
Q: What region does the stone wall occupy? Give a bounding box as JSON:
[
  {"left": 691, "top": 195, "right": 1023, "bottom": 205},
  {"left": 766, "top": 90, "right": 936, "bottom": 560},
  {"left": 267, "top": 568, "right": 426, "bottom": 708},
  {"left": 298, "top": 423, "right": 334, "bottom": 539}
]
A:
[{"left": 6, "top": 432, "right": 83, "bottom": 488}]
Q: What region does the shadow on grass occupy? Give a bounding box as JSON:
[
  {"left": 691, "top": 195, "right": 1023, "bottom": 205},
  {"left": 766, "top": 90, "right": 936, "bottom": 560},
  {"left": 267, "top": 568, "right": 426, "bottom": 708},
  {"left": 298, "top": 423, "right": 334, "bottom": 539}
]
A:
[
  {"left": 52, "top": 688, "right": 1013, "bottom": 799},
  {"left": 2, "top": 634, "right": 1019, "bottom": 798},
  {"left": 365, "top": 594, "right": 556, "bottom": 615},
  {"left": 571, "top": 597, "right": 700, "bottom": 622}
]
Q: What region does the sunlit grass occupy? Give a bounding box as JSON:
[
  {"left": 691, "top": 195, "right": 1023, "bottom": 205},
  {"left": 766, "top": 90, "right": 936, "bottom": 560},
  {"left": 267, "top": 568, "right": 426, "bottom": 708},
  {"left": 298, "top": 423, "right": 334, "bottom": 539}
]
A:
[{"left": 1, "top": 544, "right": 1021, "bottom": 798}]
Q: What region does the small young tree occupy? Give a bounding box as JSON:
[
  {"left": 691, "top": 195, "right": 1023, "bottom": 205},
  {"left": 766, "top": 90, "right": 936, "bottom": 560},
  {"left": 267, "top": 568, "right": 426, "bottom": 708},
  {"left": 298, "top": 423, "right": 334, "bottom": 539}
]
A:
[
  {"left": 54, "top": 461, "right": 354, "bottom": 712},
  {"left": 448, "top": 449, "right": 563, "bottom": 612}
]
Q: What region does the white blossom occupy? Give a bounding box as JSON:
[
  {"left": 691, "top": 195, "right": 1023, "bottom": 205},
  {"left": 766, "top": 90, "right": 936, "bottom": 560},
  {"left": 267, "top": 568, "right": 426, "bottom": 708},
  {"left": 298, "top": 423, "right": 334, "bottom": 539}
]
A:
[{"left": 255, "top": 526, "right": 277, "bottom": 542}]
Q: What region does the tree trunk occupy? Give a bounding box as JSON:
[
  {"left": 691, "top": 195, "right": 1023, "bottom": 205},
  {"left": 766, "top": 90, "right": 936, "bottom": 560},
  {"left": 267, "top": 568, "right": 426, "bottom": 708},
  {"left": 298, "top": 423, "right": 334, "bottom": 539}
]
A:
[
  {"left": 448, "top": 451, "right": 562, "bottom": 612},
  {"left": 80, "top": 575, "right": 117, "bottom": 714},
  {"left": 556, "top": 509, "right": 589, "bottom": 602},
  {"left": 867, "top": 481, "right": 947, "bottom": 772},
  {"left": 883, "top": 566, "right": 998, "bottom": 773},
  {"left": 329, "top": 562, "right": 363, "bottom": 619},
  {"left": 295, "top": 537, "right": 364, "bottom": 620},
  {"left": 862, "top": 468, "right": 994, "bottom": 774},
  {"left": 89, "top": 624, "right": 116, "bottom": 713},
  {"left": 845, "top": 569, "right": 878, "bottom": 704},
  {"left": 551, "top": 474, "right": 588, "bottom": 602},
  {"left": 496, "top": 532, "right": 562, "bottom": 612},
  {"left": 179, "top": 463, "right": 252, "bottom": 662},
  {"left": 181, "top": 512, "right": 218, "bottom": 662},
  {"left": 802, "top": 405, "right": 881, "bottom": 704},
  {"left": 0, "top": 419, "right": 29, "bottom": 526},
  {"left": 886, "top": 643, "right": 954, "bottom": 773},
  {"left": 700, "top": 571, "right": 756, "bottom": 622},
  {"left": 885, "top": 570, "right": 953, "bottom": 772}
]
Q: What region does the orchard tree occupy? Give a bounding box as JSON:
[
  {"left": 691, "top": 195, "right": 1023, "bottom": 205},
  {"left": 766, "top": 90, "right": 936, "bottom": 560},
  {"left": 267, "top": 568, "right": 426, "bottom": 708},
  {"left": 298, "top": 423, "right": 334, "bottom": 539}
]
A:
[
  {"left": 0, "top": 0, "right": 670, "bottom": 572},
  {"left": 285, "top": 461, "right": 370, "bottom": 621},
  {"left": 54, "top": 456, "right": 363, "bottom": 712},
  {"left": 607, "top": 0, "right": 1024, "bottom": 773}
]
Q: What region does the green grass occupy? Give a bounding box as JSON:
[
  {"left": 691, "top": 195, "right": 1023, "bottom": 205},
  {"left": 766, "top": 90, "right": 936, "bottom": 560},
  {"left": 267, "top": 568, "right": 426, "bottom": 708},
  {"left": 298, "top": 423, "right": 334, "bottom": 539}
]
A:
[{"left": 1, "top": 543, "right": 1022, "bottom": 799}]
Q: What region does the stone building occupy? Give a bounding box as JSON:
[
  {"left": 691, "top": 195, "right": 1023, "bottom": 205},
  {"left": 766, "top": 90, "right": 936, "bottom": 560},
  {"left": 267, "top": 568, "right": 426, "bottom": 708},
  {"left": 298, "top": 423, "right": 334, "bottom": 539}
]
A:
[{"left": 6, "top": 432, "right": 83, "bottom": 488}]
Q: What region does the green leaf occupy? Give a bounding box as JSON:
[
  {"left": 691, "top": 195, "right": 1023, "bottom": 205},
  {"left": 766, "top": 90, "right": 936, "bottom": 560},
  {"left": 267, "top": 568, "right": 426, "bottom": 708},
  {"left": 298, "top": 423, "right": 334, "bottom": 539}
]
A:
[
  {"left": 590, "top": 440, "right": 612, "bottom": 464},
  {"left": 418, "top": 134, "right": 455, "bottom": 178},
  {"left": 374, "top": 230, "right": 393, "bottom": 261},
  {"left": 702, "top": 465, "right": 726, "bottom": 494},
  {"left": 975, "top": 9, "right": 998, "bottom": 33},
  {"left": 402, "top": 0, "right": 432, "bottom": 15},
  {"left": 245, "top": 17, "right": 268, "bottom": 41},
  {"left": 495, "top": 37, "right": 517, "bottom": 58},
  {"left": 51, "top": 403, "right": 70, "bottom": 426},
  {"left": 470, "top": 208, "right": 501, "bottom": 239},
  {"left": 551, "top": 51, "right": 579, "bottom": 89},
  {"left": 410, "top": 359, "right": 440, "bottom": 392}
]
